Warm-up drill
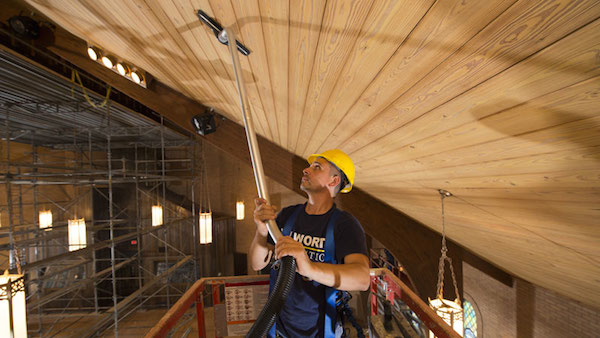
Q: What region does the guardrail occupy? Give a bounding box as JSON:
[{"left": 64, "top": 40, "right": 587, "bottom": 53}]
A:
[
  {"left": 148, "top": 269, "right": 461, "bottom": 338},
  {"left": 145, "top": 275, "right": 269, "bottom": 338},
  {"left": 370, "top": 268, "right": 461, "bottom": 338}
]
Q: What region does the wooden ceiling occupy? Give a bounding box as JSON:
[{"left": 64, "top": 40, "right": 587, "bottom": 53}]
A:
[{"left": 21, "top": 0, "right": 600, "bottom": 307}]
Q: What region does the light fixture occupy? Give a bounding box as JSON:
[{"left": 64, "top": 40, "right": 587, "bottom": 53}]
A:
[
  {"left": 191, "top": 109, "right": 217, "bottom": 135},
  {"left": 87, "top": 46, "right": 99, "bottom": 61},
  {"left": 101, "top": 55, "right": 114, "bottom": 69},
  {"left": 39, "top": 210, "right": 52, "bottom": 230},
  {"left": 116, "top": 62, "right": 128, "bottom": 76},
  {"left": 236, "top": 201, "right": 244, "bottom": 220},
  {"left": 68, "top": 218, "right": 87, "bottom": 251},
  {"left": 428, "top": 190, "right": 463, "bottom": 337},
  {"left": 152, "top": 205, "right": 163, "bottom": 227},
  {"left": 130, "top": 70, "right": 143, "bottom": 84},
  {"left": 198, "top": 142, "right": 213, "bottom": 244},
  {"left": 429, "top": 298, "right": 463, "bottom": 337},
  {"left": 199, "top": 211, "right": 212, "bottom": 244},
  {"left": 84, "top": 46, "right": 147, "bottom": 87},
  {"left": 0, "top": 271, "right": 27, "bottom": 338}
]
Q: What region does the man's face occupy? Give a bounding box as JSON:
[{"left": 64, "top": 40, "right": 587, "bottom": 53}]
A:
[{"left": 300, "top": 158, "right": 337, "bottom": 194}]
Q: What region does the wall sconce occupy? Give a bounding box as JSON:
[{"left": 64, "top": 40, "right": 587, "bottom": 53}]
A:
[
  {"left": 39, "top": 210, "right": 52, "bottom": 230},
  {"left": 152, "top": 205, "right": 163, "bottom": 227},
  {"left": 68, "top": 218, "right": 87, "bottom": 251},
  {"left": 0, "top": 271, "right": 27, "bottom": 338},
  {"left": 86, "top": 45, "right": 147, "bottom": 88},
  {"left": 199, "top": 212, "right": 212, "bottom": 244},
  {"left": 236, "top": 201, "right": 244, "bottom": 220}
]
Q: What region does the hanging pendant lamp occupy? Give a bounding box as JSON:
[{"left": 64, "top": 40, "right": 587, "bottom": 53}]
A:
[
  {"left": 39, "top": 210, "right": 52, "bottom": 230},
  {"left": 428, "top": 190, "right": 464, "bottom": 337},
  {"left": 68, "top": 218, "right": 87, "bottom": 251},
  {"left": 236, "top": 201, "right": 244, "bottom": 220},
  {"left": 198, "top": 141, "right": 213, "bottom": 244},
  {"left": 152, "top": 205, "right": 163, "bottom": 226},
  {"left": 0, "top": 271, "right": 27, "bottom": 338}
]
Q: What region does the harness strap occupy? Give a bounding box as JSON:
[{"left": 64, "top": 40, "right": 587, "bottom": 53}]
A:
[{"left": 323, "top": 209, "right": 339, "bottom": 338}]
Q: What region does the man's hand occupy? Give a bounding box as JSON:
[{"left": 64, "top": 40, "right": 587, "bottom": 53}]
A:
[
  {"left": 275, "top": 236, "right": 313, "bottom": 277},
  {"left": 253, "top": 198, "right": 277, "bottom": 238}
]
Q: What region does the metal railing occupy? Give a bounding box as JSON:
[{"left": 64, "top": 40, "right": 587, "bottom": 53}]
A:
[
  {"left": 146, "top": 275, "right": 270, "bottom": 338},
  {"left": 148, "top": 269, "right": 461, "bottom": 338}
]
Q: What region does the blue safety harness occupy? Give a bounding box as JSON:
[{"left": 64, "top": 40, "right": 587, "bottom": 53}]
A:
[{"left": 268, "top": 204, "right": 341, "bottom": 338}]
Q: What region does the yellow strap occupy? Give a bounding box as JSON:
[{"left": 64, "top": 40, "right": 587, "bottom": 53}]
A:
[{"left": 70, "top": 69, "right": 111, "bottom": 108}]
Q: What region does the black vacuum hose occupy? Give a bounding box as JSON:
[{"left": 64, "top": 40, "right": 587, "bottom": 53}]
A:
[{"left": 246, "top": 256, "right": 296, "bottom": 337}]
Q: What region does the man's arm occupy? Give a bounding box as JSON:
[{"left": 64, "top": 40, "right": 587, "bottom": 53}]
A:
[
  {"left": 275, "top": 237, "right": 370, "bottom": 291},
  {"left": 248, "top": 198, "right": 276, "bottom": 271},
  {"left": 249, "top": 231, "right": 273, "bottom": 271}
]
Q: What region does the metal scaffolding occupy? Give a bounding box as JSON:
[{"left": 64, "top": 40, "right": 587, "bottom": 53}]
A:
[{"left": 0, "top": 49, "right": 209, "bottom": 337}]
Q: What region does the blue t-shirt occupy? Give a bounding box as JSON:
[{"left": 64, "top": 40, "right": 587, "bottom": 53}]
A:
[{"left": 268, "top": 203, "right": 368, "bottom": 338}]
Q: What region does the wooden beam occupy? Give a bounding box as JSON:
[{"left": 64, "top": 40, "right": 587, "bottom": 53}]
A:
[
  {"left": 0, "top": 0, "right": 490, "bottom": 300},
  {"left": 463, "top": 250, "right": 513, "bottom": 287}
]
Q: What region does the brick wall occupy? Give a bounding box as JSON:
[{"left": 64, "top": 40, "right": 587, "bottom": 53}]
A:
[{"left": 463, "top": 262, "right": 600, "bottom": 338}]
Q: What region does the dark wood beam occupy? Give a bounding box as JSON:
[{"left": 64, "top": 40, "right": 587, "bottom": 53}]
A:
[
  {"left": 464, "top": 249, "right": 513, "bottom": 287},
  {"left": 0, "top": 0, "right": 510, "bottom": 300}
]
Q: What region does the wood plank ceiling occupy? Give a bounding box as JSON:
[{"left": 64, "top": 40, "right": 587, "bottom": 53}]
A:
[{"left": 22, "top": 0, "right": 600, "bottom": 307}]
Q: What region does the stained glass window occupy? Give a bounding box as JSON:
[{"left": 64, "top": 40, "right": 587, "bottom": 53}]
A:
[{"left": 464, "top": 300, "right": 477, "bottom": 337}]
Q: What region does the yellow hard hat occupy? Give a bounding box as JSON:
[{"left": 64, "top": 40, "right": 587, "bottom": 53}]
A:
[{"left": 307, "top": 149, "right": 355, "bottom": 193}]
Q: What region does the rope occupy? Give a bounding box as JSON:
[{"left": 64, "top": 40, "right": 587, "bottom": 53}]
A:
[
  {"left": 70, "top": 69, "right": 111, "bottom": 108},
  {"left": 435, "top": 190, "right": 461, "bottom": 304}
]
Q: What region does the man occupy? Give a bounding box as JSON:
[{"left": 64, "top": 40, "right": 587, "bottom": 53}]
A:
[{"left": 249, "top": 149, "right": 370, "bottom": 338}]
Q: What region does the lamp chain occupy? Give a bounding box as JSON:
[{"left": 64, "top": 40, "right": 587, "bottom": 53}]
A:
[{"left": 435, "top": 189, "right": 461, "bottom": 304}]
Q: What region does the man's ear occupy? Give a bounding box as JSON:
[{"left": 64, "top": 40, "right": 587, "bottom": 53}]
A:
[{"left": 329, "top": 174, "right": 340, "bottom": 189}]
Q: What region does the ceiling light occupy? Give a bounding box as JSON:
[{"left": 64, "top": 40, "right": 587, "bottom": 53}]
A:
[
  {"left": 101, "top": 56, "right": 114, "bottom": 69},
  {"left": 116, "top": 62, "right": 128, "bottom": 76},
  {"left": 87, "top": 46, "right": 99, "bottom": 61},
  {"left": 131, "top": 71, "right": 143, "bottom": 84}
]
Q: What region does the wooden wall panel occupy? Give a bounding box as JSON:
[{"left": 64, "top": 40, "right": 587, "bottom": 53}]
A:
[
  {"left": 229, "top": 0, "right": 280, "bottom": 143},
  {"left": 259, "top": 0, "right": 289, "bottom": 147},
  {"left": 203, "top": 0, "right": 271, "bottom": 138},
  {"left": 15, "top": 0, "right": 600, "bottom": 308},
  {"left": 340, "top": 0, "right": 599, "bottom": 156},
  {"left": 287, "top": 0, "right": 327, "bottom": 151},
  {"left": 351, "top": 18, "right": 600, "bottom": 168},
  {"left": 149, "top": 1, "right": 239, "bottom": 119},
  {"left": 297, "top": 0, "right": 435, "bottom": 155},
  {"left": 362, "top": 77, "right": 600, "bottom": 176},
  {"left": 292, "top": 0, "right": 372, "bottom": 152},
  {"left": 317, "top": 0, "right": 517, "bottom": 153}
]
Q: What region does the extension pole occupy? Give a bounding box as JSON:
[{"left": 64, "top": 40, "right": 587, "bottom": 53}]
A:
[{"left": 221, "top": 28, "right": 282, "bottom": 244}]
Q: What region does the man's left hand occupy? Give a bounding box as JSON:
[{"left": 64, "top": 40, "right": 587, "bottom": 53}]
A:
[{"left": 275, "top": 236, "right": 313, "bottom": 277}]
